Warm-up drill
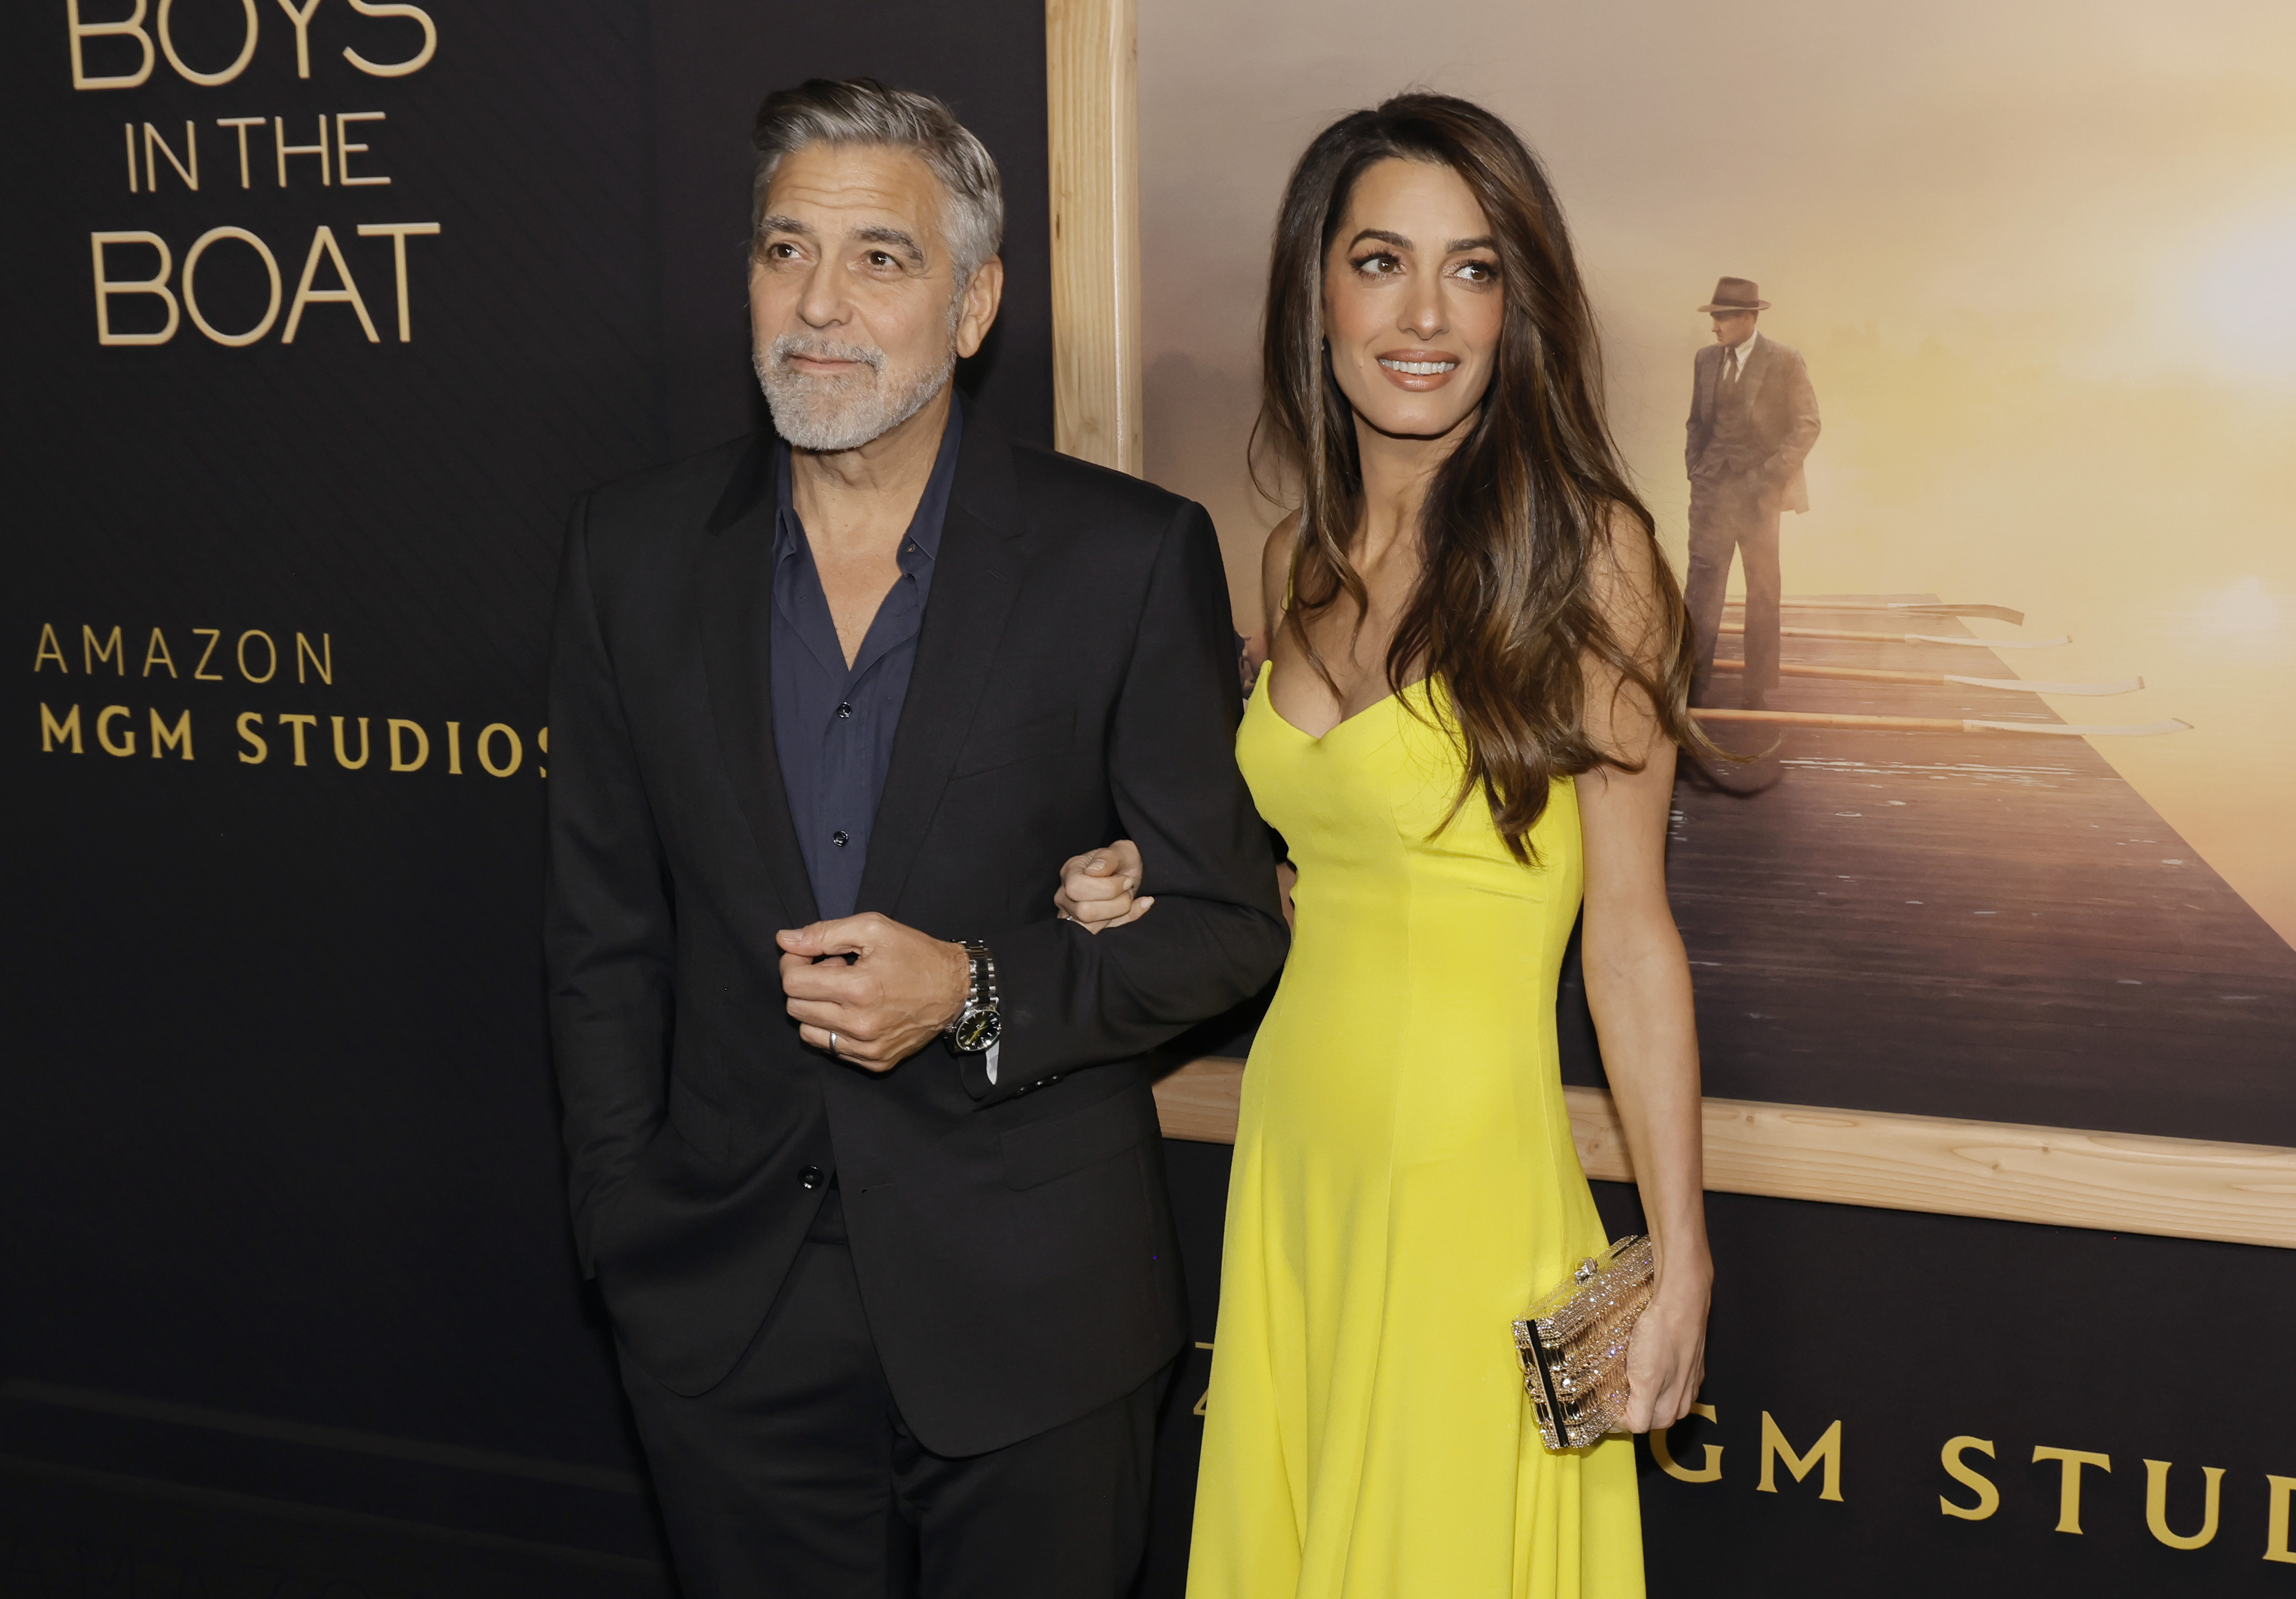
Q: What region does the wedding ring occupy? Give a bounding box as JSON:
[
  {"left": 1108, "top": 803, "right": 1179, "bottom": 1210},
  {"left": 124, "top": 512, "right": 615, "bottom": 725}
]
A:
[{"left": 829, "top": 1031, "right": 840, "bottom": 1060}]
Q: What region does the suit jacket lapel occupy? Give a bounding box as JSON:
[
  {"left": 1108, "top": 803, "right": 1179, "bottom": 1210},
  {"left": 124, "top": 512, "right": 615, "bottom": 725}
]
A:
[
  {"left": 857, "top": 414, "right": 1028, "bottom": 917},
  {"left": 1695, "top": 343, "right": 1719, "bottom": 424},
  {"left": 695, "top": 438, "right": 820, "bottom": 927}
]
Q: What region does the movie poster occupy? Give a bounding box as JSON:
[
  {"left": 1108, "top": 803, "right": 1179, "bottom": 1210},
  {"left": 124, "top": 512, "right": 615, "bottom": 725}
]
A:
[{"left": 1138, "top": 0, "right": 2296, "bottom": 1146}]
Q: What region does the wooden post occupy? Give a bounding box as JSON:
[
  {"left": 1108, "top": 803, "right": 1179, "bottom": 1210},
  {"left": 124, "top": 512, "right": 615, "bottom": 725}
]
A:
[{"left": 1045, "top": 0, "right": 1141, "bottom": 474}]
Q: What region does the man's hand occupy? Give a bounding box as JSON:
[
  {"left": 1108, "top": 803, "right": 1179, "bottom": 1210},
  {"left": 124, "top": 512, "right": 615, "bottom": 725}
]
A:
[{"left": 778, "top": 913, "right": 970, "bottom": 1073}]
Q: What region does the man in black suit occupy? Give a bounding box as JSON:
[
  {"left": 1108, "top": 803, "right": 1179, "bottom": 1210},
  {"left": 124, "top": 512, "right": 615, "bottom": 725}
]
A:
[
  {"left": 1683, "top": 276, "right": 1821, "bottom": 710},
  {"left": 544, "top": 79, "right": 1287, "bottom": 1598}
]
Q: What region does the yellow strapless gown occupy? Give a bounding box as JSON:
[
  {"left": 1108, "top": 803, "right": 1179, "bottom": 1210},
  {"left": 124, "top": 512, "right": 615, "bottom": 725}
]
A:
[{"left": 1187, "top": 667, "right": 1643, "bottom": 1599}]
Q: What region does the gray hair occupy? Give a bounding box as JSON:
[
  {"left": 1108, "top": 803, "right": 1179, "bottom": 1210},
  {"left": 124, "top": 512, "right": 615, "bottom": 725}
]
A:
[{"left": 751, "top": 78, "right": 1004, "bottom": 284}]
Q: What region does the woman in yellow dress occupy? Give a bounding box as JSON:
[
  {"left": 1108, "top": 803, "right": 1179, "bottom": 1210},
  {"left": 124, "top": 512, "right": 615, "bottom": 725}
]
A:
[{"left": 1062, "top": 93, "right": 1710, "bottom": 1598}]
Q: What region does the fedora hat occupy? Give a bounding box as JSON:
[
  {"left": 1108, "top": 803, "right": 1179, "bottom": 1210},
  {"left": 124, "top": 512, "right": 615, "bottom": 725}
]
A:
[{"left": 1697, "top": 276, "right": 1770, "bottom": 313}]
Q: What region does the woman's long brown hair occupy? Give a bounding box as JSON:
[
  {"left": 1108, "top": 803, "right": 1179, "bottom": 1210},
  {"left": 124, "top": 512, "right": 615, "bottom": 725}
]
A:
[{"left": 1257, "top": 93, "right": 1705, "bottom": 859}]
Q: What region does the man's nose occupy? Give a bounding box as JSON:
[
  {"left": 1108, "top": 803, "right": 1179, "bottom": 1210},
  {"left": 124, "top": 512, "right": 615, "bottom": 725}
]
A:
[{"left": 795, "top": 262, "right": 847, "bottom": 329}]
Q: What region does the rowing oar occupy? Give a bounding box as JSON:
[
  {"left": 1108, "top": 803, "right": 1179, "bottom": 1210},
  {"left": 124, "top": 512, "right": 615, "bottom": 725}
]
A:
[
  {"left": 1709, "top": 659, "right": 2141, "bottom": 695},
  {"left": 1693, "top": 709, "right": 2192, "bottom": 736},
  {"left": 1725, "top": 599, "right": 2027, "bottom": 625},
  {"left": 1721, "top": 622, "right": 2070, "bottom": 648}
]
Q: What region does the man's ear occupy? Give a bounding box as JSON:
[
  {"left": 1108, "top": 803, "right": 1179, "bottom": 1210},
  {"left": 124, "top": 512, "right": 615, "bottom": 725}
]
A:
[{"left": 955, "top": 256, "right": 1005, "bottom": 360}]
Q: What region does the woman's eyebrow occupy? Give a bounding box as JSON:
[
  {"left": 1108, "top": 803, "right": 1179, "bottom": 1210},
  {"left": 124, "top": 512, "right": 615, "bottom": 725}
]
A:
[
  {"left": 1346, "top": 228, "right": 1412, "bottom": 251},
  {"left": 1447, "top": 235, "right": 1497, "bottom": 253}
]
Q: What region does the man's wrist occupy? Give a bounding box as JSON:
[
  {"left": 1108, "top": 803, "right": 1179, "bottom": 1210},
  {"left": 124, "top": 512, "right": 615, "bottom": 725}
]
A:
[{"left": 939, "top": 938, "right": 971, "bottom": 1030}]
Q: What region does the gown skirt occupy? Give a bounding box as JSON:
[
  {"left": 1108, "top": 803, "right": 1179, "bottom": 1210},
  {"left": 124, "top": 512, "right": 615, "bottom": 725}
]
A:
[{"left": 1186, "top": 667, "right": 1644, "bottom": 1599}]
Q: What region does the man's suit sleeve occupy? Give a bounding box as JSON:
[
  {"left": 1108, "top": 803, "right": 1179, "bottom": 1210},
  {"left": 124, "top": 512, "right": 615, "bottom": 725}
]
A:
[
  {"left": 1767, "top": 350, "right": 1822, "bottom": 479},
  {"left": 543, "top": 494, "right": 674, "bottom": 1274},
  {"left": 966, "top": 500, "right": 1290, "bottom": 1104}
]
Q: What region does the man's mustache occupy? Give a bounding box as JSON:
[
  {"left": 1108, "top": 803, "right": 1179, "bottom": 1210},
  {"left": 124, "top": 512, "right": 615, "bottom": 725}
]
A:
[{"left": 770, "top": 335, "right": 884, "bottom": 376}]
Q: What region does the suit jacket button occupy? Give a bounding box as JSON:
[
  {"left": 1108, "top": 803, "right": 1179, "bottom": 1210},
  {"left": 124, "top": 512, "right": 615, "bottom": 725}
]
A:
[{"left": 799, "top": 1165, "right": 825, "bottom": 1191}]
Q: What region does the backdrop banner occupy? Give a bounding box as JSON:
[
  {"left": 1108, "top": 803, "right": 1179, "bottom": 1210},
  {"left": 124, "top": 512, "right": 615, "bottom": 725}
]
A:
[
  {"left": 10, "top": 2, "right": 2295, "bottom": 1597},
  {"left": 4, "top": 2, "right": 1046, "bottom": 1593}
]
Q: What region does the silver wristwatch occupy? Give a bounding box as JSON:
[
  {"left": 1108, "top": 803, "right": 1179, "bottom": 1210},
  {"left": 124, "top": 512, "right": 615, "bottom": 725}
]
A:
[{"left": 944, "top": 939, "right": 1001, "bottom": 1053}]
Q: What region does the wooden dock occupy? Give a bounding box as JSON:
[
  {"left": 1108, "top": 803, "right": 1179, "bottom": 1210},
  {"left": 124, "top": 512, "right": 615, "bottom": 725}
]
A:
[{"left": 1665, "top": 595, "right": 2296, "bottom": 1146}]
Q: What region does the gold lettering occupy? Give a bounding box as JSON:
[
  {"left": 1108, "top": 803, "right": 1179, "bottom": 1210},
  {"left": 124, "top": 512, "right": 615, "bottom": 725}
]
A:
[
  {"left": 68, "top": 0, "right": 156, "bottom": 89},
  {"left": 236, "top": 629, "right": 276, "bottom": 682},
  {"left": 2268, "top": 1476, "right": 2296, "bottom": 1564},
  {"left": 355, "top": 222, "right": 438, "bottom": 340},
  {"left": 295, "top": 631, "right": 332, "bottom": 684},
  {"left": 90, "top": 233, "right": 179, "bottom": 346},
  {"left": 336, "top": 112, "right": 387, "bottom": 185},
  {"left": 283, "top": 225, "right": 378, "bottom": 343},
  {"left": 141, "top": 627, "right": 176, "bottom": 677},
  {"left": 342, "top": 0, "right": 435, "bottom": 76},
  {"left": 83, "top": 624, "right": 125, "bottom": 675},
  {"left": 444, "top": 718, "right": 461, "bottom": 774},
  {"left": 1757, "top": 1413, "right": 1842, "bottom": 1502},
  {"left": 192, "top": 627, "right": 225, "bottom": 680},
  {"left": 183, "top": 227, "right": 282, "bottom": 345},
  {"left": 331, "top": 713, "right": 369, "bottom": 769},
  {"left": 2032, "top": 1446, "right": 2111, "bottom": 1535},
  {"left": 477, "top": 722, "right": 521, "bottom": 777},
  {"left": 236, "top": 710, "right": 267, "bottom": 763},
  {"left": 142, "top": 120, "right": 197, "bottom": 190},
  {"left": 157, "top": 0, "right": 259, "bottom": 84},
  {"left": 272, "top": 0, "right": 321, "bottom": 76},
  {"left": 150, "top": 707, "right": 192, "bottom": 759},
  {"left": 125, "top": 122, "right": 139, "bottom": 190},
  {"left": 386, "top": 717, "right": 427, "bottom": 771},
  {"left": 1652, "top": 1404, "right": 1722, "bottom": 1484},
  {"left": 272, "top": 114, "right": 329, "bottom": 187},
  {"left": 2143, "top": 1459, "right": 2222, "bottom": 1551},
  {"left": 36, "top": 623, "right": 69, "bottom": 673},
  {"left": 537, "top": 724, "right": 547, "bottom": 778},
  {"left": 278, "top": 711, "right": 315, "bottom": 765},
  {"left": 41, "top": 704, "right": 84, "bottom": 753},
  {"left": 1939, "top": 1436, "right": 1999, "bottom": 1521},
  {"left": 97, "top": 704, "right": 136, "bottom": 756},
  {"left": 215, "top": 115, "right": 263, "bottom": 188}
]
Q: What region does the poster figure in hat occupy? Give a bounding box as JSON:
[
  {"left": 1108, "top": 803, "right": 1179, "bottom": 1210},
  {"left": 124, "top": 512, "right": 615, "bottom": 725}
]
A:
[{"left": 1683, "top": 277, "right": 1821, "bottom": 710}]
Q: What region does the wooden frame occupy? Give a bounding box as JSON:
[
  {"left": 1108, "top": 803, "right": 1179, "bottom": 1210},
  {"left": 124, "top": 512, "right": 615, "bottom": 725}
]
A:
[
  {"left": 1045, "top": 0, "right": 1143, "bottom": 474},
  {"left": 1045, "top": 6, "right": 2294, "bottom": 1250},
  {"left": 1154, "top": 1058, "right": 2296, "bottom": 1250}
]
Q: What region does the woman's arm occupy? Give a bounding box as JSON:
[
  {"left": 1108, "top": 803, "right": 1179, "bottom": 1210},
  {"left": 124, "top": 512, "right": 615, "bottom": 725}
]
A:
[{"left": 1574, "top": 510, "right": 1711, "bottom": 1435}]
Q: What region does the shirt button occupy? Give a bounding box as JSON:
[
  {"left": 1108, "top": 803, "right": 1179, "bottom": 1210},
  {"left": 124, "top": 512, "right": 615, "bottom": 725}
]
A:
[
  {"left": 831, "top": 830, "right": 849, "bottom": 847},
  {"left": 836, "top": 703, "right": 853, "bottom": 719},
  {"left": 799, "top": 1165, "right": 825, "bottom": 1191}
]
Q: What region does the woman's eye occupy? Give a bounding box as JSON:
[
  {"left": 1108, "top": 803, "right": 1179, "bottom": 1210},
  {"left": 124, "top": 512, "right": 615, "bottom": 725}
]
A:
[
  {"left": 1456, "top": 259, "right": 1497, "bottom": 283},
  {"left": 1352, "top": 253, "right": 1400, "bottom": 276}
]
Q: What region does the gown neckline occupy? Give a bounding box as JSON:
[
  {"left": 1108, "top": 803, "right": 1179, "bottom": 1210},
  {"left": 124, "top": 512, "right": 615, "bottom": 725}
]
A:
[{"left": 1258, "top": 660, "right": 1426, "bottom": 744}]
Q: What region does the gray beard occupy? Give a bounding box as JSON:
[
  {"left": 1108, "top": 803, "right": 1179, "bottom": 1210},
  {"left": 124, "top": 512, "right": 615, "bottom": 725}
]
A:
[{"left": 754, "top": 334, "right": 956, "bottom": 453}]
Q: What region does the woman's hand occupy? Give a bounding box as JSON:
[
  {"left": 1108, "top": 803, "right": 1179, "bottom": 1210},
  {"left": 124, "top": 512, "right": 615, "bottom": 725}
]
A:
[
  {"left": 1626, "top": 1250, "right": 1712, "bottom": 1434},
  {"left": 1054, "top": 840, "right": 1152, "bottom": 933}
]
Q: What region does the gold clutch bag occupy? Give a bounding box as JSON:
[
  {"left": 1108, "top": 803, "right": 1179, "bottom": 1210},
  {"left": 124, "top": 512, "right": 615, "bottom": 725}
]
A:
[{"left": 1511, "top": 1235, "right": 1656, "bottom": 1450}]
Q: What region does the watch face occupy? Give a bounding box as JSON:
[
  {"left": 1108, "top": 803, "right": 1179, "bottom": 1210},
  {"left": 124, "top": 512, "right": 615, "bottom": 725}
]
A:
[{"left": 954, "top": 1009, "right": 1002, "bottom": 1053}]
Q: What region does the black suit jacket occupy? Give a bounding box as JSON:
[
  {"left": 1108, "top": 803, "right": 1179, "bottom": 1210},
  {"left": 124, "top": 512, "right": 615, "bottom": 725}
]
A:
[
  {"left": 545, "top": 412, "right": 1288, "bottom": 1453},
  {"left": 1685, "top": 336, "right": 1821, "bottom": 513}
]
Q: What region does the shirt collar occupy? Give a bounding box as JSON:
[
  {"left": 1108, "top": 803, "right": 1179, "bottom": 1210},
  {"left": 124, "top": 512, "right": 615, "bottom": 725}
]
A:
[{"left": 772, "top": 390, "right": 966, "bottom": 565}]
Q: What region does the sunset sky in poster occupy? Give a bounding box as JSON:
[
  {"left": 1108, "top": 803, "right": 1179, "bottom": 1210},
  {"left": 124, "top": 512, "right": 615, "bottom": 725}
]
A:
[{"left": 1139, "top": 0, "right": 2296, "bottom": 945}]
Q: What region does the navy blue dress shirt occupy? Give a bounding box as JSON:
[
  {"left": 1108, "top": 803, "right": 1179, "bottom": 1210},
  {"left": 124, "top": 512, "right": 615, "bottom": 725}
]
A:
[{"left": 770, "top": 399, "right": 964, "bottom": 923}]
